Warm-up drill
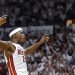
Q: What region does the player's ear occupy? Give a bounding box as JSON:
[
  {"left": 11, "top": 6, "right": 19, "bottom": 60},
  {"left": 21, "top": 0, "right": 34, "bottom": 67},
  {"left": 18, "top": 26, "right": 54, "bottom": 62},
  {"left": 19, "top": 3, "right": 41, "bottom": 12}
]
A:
[
  {"left": 12, "top": 34, "right": 17, "bottom": 38},
  {"left": 14, "top": 34, "right": 17, "bottom": 38}
]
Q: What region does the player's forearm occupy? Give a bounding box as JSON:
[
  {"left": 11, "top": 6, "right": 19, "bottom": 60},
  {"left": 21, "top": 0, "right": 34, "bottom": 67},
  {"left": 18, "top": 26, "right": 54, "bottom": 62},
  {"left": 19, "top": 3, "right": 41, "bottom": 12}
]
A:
[
  {"left": 25, "top": 34, "right": 49, "bottom": 55},
  {"left": 0, "top": 16, "right": 7, "bottom": 51},
  {"left": 25, "top": 41, "right": 42, "bottom": 55}
]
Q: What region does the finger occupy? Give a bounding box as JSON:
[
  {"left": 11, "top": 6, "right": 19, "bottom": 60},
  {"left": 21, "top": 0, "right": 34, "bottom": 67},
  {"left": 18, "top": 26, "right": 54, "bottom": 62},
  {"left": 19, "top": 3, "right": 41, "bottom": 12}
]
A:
[
  {"left": 46, "top": 37, "right": 49, "bottom": 41},
  {"left": 43, "top": 34, "right": 49, "bottom": 37}
]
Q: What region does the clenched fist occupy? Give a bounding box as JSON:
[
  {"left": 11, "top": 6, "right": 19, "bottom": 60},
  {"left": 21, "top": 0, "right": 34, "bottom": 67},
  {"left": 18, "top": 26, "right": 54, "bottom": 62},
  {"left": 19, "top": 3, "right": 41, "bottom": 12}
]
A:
[
  {"left": 0, "top": 16, "right": 7, "bottom": 26},
  {"left": 39, "top": 34, "right": 49, "bottom": 44}
]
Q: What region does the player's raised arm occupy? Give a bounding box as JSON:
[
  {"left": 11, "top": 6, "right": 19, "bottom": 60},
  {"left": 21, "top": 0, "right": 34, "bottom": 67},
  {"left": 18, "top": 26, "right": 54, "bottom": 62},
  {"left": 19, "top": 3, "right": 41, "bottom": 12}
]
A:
[
  {"left": 25, "top": 34, "right": 49, "bottom": 55},
  {"left": 0, "top": 16, "right": 15, "bottom": 52},
  {"left": 0, "top": 16, "right": 7, "bottom": 51}
]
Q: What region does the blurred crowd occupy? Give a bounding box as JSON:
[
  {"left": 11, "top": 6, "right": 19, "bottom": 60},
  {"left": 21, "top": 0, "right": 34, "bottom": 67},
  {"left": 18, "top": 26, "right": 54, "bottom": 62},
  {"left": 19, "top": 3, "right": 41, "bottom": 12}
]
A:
[
  {"left": 25, "top": 29, "right": 75, "bottom": 75},
  {"left": 0, "top": 0, "right": 75, "bottom": 75},
  {"left": 0, "top": 0, "right": 75, "bottom": 26}
]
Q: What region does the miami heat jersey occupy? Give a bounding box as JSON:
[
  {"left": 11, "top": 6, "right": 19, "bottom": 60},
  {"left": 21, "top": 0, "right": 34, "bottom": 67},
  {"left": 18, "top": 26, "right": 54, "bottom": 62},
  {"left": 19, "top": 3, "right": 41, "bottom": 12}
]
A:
[{"left": 4, "top": 43, "right": 29, "bottom": 75}]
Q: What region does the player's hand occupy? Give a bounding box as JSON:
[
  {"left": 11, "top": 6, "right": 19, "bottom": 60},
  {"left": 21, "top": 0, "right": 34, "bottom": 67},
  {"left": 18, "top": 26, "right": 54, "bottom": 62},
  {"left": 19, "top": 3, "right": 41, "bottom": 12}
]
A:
[
  {"left": 39, "top": 34, "right": 49, "bottom": 44},
  {"left": 0, "top": 16, "right": 7, "bottom": 26}
]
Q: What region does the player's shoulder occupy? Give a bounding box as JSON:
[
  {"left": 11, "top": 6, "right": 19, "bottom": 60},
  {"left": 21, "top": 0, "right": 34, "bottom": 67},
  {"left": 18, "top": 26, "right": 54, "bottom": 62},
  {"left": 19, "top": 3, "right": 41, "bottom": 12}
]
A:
[
  {"left": 7, "top": 41, "right": 23, "bottom": 50},
  {"left": 7, "top": 41, "right": 16, "bottom": 50},
  {"left": 7, "top": 41, "right": 17, "bottom": 46},
  {"left": 7, "top": 41, "right": 14, "bottom": 46}
]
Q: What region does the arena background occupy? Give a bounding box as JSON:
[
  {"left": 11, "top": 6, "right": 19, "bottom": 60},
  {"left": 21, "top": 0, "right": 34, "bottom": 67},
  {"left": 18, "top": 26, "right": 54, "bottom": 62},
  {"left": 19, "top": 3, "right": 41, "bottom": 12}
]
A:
[{"left": 0, "top": 0, "right": 75, "bottom": 75}]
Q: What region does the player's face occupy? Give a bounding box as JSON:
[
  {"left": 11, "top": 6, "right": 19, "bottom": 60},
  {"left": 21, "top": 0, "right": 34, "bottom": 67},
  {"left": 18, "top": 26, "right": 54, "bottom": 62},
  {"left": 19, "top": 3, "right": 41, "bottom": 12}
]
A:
[{"left": 16, "top": 31, "right": 26, "bottom": 44}]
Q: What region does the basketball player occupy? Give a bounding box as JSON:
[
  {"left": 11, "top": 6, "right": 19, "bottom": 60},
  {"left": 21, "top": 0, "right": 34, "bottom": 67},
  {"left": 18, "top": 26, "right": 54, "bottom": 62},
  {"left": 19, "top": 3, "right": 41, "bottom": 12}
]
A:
[{"left": 0, "top": 16, "right": 49, "bottom": 75}]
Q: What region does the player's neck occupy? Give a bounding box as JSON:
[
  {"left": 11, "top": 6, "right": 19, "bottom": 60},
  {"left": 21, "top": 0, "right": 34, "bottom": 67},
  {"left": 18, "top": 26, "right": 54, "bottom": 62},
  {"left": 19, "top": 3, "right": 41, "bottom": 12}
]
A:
[{"left": 10, "top": 39, "right": 18, "bottom": 44}]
